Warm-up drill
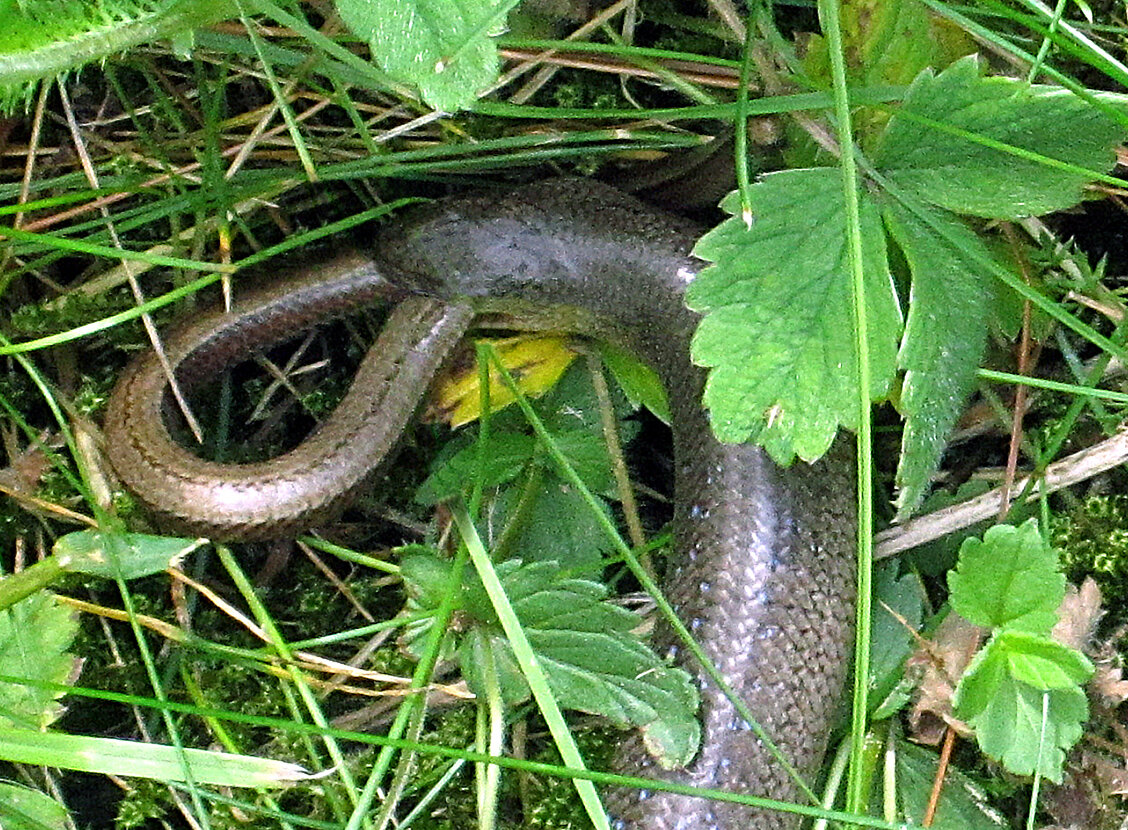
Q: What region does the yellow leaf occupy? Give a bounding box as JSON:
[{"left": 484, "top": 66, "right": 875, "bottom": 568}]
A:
[{"left": 431, "top": 335, "right": 578, "bottom": 428}]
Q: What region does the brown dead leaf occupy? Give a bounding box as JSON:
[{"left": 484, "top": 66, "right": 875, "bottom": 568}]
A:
[
  {"left": 1043, "top": 751, "right": 1128, "bottom": 830},
  {"left": 1052, "top": 577, "right": 1103, "bottom": 653},
  {"left": 0, "top": 440, "right": 51, "bottom": 495},
  {"left": 1088, "top": 752, "right": 1128, "bottom": 796},
  {"left": 1091, "top": 663, "right": 1128, "bottom": 706},
  {"left": 908, "top": 612, "right": 984, "bottom": 744}
]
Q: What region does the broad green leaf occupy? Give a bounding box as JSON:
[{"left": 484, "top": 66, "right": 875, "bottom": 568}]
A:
[
  {"left": 415, "top": 432, "right": 536, "bottom": 505},
  {"left": 958, "top": 663, "right": 1087, "bottom": 783},
  {"left": 894, "top": 742, "right": 1009, "bottom": 829},
  {"left": 869, "top": 562, "right": 924, "bottom": 719},
  {"left": 0, "top": 593, "right": 78, "bottom": 730},
  {"left": 951, "top": 634, "right": 1008, "bottom": 721},
  {"left": 497, "top": 481, "right": 612, "bottom": 574},
  {"left": 418, "top": 359, "right": 624, "bottom": 511},
  {"left": 996, "top": 629, "right": 1093, "bottom": 691},
  {"left": 0, "top": 781, "right": 69, "bottom": 830},
  {"left": 457, "top": 558, "right": 700, "bottom": 768},
  {"left": 336, "top": 0, "right": 505, "bottom": 112},
  {"left": 598, "top": 342, "right": 669, "bottom": 424},
  {"left": 0, "top": 533, "right": 200, "bottom": 612},
  {"left": 882, "top": 198, "right": 994, "bottom": 515},
  {"left": 400, "top": 547, "right": 462, "bottom": 612},
  {"left": 687, "top": 168, "right": 900, "bottom": 462},
  {"left": 876, "top": 55, "right": 1128, "bottom": 219},
  {"left": 954, "top": 629, "right": 1091, "bottom": 782},
  {"left": 53, "top": 531, "right": 201, "bottom": 578},
  {"left": 948, "top": 519, "right": 1065, "bottom": 633},
  {"left": 0, "top": 728, "right": 310, "bottom": 786}
]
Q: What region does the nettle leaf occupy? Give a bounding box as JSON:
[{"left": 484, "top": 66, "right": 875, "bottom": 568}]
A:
[
  {"left": 459, "top": 559, "right": 700, "bottom": 768},
  {"left": 948, "top": 519, "right": 1065, "bottom": 634},
  {"left": 0, "top": 593, "right": 79, "bottom": 730},
  {"left": 875, "top": 55, "right": 1128, "bottom": 219},
  {"left": 882, "top": 198, "right": 994, "bottom": 515},
  {"left": 336, "top": 0, "right": 504, "bottom": 112},
  {"left": 687, "top": 167, "right": 901, "bottom": 462},
  {"left": 955, "top": 633, "right": 1089, "bottom": 782}
]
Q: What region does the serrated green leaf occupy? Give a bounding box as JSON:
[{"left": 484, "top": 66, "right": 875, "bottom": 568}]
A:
[
  {"left": 876, "top": 55, "right": 1128, "bottom": 219},
  {"left": 415, "top": 432, "right": 535, "bottom": 505},
  {"left": 952, "top": 633, "right": 1009, "bottom": 720},
  {"left": 995, "top": 629, "right": 1093, "bottom": 690},
  {"left": 894, "top": 742, "right": 1009, "bottom": 829},
  {"left": 336, "top": 0, "right": 504, "bottom": 111},
  {"left": 687, "top": 168, "right": 901, "bottom": 462},
  {"left": 882, "top": 198, "right": 994, "bottom": 515},
  {"left": 0, "top": 782, "right": 69, "bottom": 830},
  {"left": 954, "top": 628, "right": 1091, "bottom": 782},
  {"left": 0, "top": 594, "right": 78, "bottom": 730},
  {"left": 459, "top": 560, "right": 699, "bottom": 768},
  {"left": 948, "top": 519, "right": 1065, "bottom": 633},
  {"left": 961, "top": 668, "right": 1087, "bottom": 783}
]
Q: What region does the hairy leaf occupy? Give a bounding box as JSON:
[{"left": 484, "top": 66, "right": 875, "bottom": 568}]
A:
[
  {"left": 0, "top": 593, "right": 78, "bottom": 730},
  {"left": 876, "top": 56, "right": 1128, "bottom": 219},
  {"left": 0, "top": 0, "right": 228, "bottom": 113},
  {"left": 882, "top": 198, "right": 994, "bottom": 515},
  {"left": 687, "top": 167, "right": 900, "bottom": 462}
]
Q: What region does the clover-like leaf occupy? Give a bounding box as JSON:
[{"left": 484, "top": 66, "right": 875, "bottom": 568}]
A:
[{"left": 948, "top": 519, "right": 1065, "bottom": 634}]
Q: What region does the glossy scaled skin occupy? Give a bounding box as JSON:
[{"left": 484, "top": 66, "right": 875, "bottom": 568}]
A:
[{"left": 104, "top": 179, "right": 856, "bottom": 829}]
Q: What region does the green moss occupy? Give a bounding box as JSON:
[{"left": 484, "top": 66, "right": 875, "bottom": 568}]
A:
[
  {"left": 114, "top": 778, "right": 172, "bottom": 829},
  {"left": 1052, "top": 494, "right": 1128, "bottom": 620}
]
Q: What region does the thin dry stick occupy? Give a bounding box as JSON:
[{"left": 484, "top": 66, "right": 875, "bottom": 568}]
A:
[
  {"left": 875, "top": 425, "right": 1128, "bottom": 558},
  {"left": 17, "top": 96, "right": 318, "bottom": 233},
  {"left": 996, "top": 223, "right": 1038, "bottom": 521}
]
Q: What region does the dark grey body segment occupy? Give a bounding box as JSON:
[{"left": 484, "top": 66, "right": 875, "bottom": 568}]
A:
[{"left": 104, "top": 178, "right": 856, "bottom": 829}]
